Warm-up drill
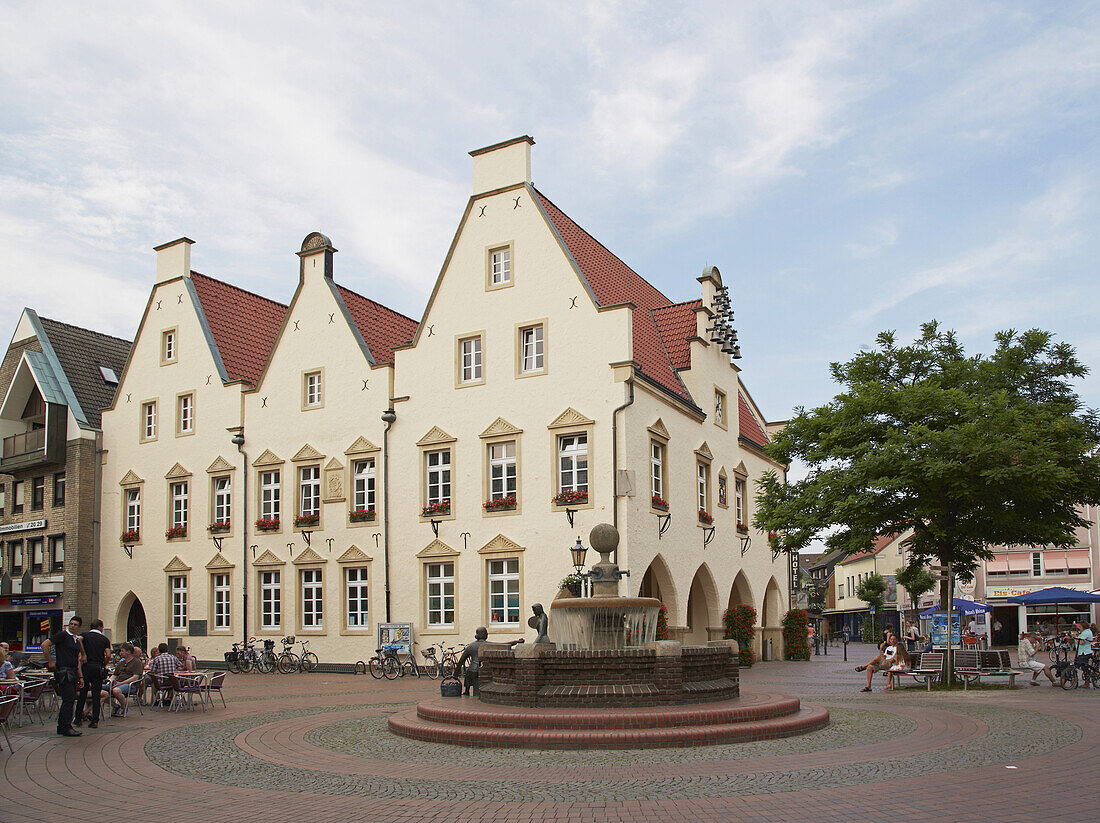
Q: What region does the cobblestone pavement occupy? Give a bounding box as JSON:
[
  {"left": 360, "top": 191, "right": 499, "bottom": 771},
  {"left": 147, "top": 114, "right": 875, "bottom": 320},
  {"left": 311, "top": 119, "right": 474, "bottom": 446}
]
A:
[{"left": 2, "top": 643, "right": 1097, "bottom": 823}]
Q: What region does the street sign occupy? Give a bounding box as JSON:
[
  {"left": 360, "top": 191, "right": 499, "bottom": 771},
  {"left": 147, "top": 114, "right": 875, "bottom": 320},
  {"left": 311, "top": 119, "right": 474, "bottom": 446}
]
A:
[{"left": 869, "top": 606, "right": 876, "bottom": 614}]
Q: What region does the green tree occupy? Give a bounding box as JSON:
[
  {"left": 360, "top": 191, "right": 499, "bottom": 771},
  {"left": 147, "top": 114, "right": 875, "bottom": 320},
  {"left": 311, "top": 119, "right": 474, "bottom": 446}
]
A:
[
  {"left": 895, "top": 563, "right": 935, "bottom": 620},
  {"left": 755, "top": 323, "right": 1100, "bottom": 607},
  {"left": 856, "top": 573, "right": 887, "bottom": 642}
]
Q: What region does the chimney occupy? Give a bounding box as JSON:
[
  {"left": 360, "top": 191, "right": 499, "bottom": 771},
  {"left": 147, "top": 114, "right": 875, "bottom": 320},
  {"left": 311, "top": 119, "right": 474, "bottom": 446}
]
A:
[
  {"left": 297, "top": 231, "right": 337, "bottom": 282},
  {"left": 469, "top": 135, "right": 534, "bottom": 195},
  {"left": 153, "top": 237, "right": 194, "bottom": 285}
]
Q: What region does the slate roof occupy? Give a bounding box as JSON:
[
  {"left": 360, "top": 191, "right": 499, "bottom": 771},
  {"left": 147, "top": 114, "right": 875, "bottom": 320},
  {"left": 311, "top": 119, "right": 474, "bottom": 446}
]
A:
[
  {"left": 37, "top": 316, "right": 131, "bottom": 429},
  {"left": 335, "top": 285, "right": 418, "bottom": 365},
  {"left": 190, "top": 272, "right": 287, "bottom": 386}
]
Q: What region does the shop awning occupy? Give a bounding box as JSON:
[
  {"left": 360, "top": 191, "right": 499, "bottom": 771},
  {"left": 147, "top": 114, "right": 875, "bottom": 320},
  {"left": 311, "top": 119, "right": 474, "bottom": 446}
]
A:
[
  {"left": 1007, "top": 553, "right": 1030, "bottom": 572},
  {"left": 1044, "top": 550, "right": 1067, "bottom": 573},
  {"left": 1066, "top": 549, "right": 1091, "bottom": 568},
  {"left": 1007, "top": 586, "right": 1100, "bottom": 605},
  {"left": 919, "top": 598, "right": 993, "bottom": 618},
  {"left": 987, "top": 554, "right": 1008, "bottom": 574}
]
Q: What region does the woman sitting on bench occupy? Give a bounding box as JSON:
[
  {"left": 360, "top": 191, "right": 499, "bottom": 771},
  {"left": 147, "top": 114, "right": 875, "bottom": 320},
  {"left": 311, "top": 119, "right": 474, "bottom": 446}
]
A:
[
  {"left": 856, "top": 632, "right": 899, "bottom": 692},
  {"left": 886, "top": 644, "right": 913, "bottom": 690}
]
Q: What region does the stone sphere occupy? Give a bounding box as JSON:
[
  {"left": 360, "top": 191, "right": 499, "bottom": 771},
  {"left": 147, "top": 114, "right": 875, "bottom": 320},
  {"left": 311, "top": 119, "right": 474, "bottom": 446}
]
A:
[{"left": 589, "top": 523, "right": 619, "bottom": 554}]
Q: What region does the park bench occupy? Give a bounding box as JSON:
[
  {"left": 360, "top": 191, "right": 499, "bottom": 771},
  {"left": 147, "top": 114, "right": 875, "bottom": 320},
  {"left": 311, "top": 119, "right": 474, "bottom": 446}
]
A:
[
  {"left": 953, "top": 649, "right": 1021, "bottom": 688},
  {"left": 887, "top": 651, "right": 943, "bottom": 691}
]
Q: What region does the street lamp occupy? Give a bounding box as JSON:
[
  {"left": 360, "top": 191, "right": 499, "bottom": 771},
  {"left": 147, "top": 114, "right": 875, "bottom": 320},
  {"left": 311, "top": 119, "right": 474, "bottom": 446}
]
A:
[{"left": 570, "top": 538, "right": 588, "bottom": 574}]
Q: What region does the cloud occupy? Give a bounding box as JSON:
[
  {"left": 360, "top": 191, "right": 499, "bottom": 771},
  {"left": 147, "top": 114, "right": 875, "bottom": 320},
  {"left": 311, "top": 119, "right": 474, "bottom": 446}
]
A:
[{"left": 845, "top": 220, "right": 898, "bottom": 259}]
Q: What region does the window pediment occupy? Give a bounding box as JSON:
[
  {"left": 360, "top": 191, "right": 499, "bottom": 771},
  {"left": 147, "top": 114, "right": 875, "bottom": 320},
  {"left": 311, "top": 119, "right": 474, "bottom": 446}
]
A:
[
  {"left": 206, "top": 456, "right": 235, "bottom": 474},
  {"left": 292, "top": 547, "right": 327, "bottom": 566},
  {"left": 416, "top": 539, "right": 459, "bottom": 558},
  {"left": 337, "top": 545, "right": 373, "bottom": 564},
  {"left": 252, "top": 549, "right": 285, "bottom": 566},
  {"left": 252, "top": 449, "right": 284, "bottom": 468},
  {"left": 480, "top": 417, "right": 523, "bottom": 439},
  {"left": 164, "top": 462, "right": 192, "bottom": 480},
  {"left": 345, "top": 436, "right": 380, "bottom": 455},
  {"left": 417, "top": 427, "right": 456, "bottom": 447},
  {"left": 206, "top": 553, "right": 235, "bottom": 570},
  {"left": 548, "top": 407, "right": 594, "bottom": 430},
  {"left": 478, "top": 534, "right": 525, "bottom": 555},
  {"left": 695, "top": 442, "right": 713, "bottom": 461},
  {"left": 119, "top": 470, "right": 144, "bottom": 487},
  {"left": 292, "top": 443, "right": 325, "bottom": 463},
  {"left": 647, "top": 418, "right": 670, "bottom": 442},
  {"left": 163, "top": 555, "right": 191, "bottom": 573}
]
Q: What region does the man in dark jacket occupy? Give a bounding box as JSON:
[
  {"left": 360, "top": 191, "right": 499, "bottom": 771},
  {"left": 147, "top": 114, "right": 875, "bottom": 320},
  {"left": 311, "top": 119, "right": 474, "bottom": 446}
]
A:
[
  {"left": 41, "top": 616, "right": 86, "bottom": 736},
  {"left": 75, "top": 619, "right": 112, "bottom": 728}
]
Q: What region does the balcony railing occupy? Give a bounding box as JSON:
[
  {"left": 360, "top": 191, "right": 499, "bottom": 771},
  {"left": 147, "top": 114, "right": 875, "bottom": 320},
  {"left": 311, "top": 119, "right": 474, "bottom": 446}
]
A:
[{"left": 2, "top": 428, "right": 45, "bottom": 459}]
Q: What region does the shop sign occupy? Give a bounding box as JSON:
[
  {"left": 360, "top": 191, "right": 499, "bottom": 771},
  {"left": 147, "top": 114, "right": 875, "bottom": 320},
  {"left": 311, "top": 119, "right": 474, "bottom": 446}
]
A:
[
  {"left": 0, "top": 594, "right": 60, "bottom": 607},
  {"left": 0, "top": 519, "right": 47, "bottom": 535},
  {"left": 988, "top": 584, "right": 1087, "bottom": 599}
]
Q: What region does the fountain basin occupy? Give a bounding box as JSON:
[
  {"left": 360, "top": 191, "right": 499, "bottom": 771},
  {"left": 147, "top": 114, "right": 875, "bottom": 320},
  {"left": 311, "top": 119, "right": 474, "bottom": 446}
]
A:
[{"left": 549, "top": 595, "right": 663, "bottom": 650}]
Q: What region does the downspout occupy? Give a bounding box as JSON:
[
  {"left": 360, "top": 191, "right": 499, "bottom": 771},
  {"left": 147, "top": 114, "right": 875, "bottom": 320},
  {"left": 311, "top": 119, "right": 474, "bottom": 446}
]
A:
[
  {"left": 611, "top": 377, "right": 635, "bottom": 564},
  {"left": 381, "top": 408, "right": 397, "bottom": 622},
  {"left": 232, "top": 432, "right": 248, "bottom": 647},
  {"left": 92, "top": 433, "right": 103, "bottom": 621}
]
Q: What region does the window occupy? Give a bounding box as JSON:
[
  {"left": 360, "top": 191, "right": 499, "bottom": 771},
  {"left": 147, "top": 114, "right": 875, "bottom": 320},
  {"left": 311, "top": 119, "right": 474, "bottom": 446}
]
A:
[
  {"left": 213, "top": 476, "right": 231, "bottom": 525},
  {"left": 212, "top": 573, "right": 231, "bottom": 630},
  {"left": 1032, "top": 552, "right": 1042, "bottom": 576},
  {"left": 9, "top": 541, "right": 23, "bottom": 574},
  {"left": 520, "top": 325, "right": 544, "bottom": 373},
  {"left": 353, "top": 459, "right": 375, "bottom": 514},
  {"left": 142, "top": 401, "right": 157, "bottom": 440},
  {"left": 489, "top": 442, "right": 516, "bottom": 502},
  {"left": 426, "top": 562, "right": 455, "bottom": 627},
  {"left": 170, "top": 481, "right": 189, "bottom": 531},
  {"left": 260, "top": 470, "right": 281, "bottom": 521},
  {"left": 425, "top": 449, "right": 451, "bottom": 506},
  {"left": 11, "top": 481, "right": 22, "bottom": 514},
  {"left": 125, "top": 488, "right": 141, "bottom": 534},
  {"left": 98, "top": 364, "right": 118, "bottom": 383},
  {"left": 29, "top": 538, "right": 43, "bottom": 573},
  {"left": 301, "top": 568, "right": 323, "bottom": 629},
  {"left": 53, "top": 473, "right": 65, "bottom": 507},
  {"left": 31, "top": 476, "right": 44, "bottom": 510},
  {"left": 260, "top": 570, "right": 281, "bottom": 629},
  {"left": 558, "top": 434, "right": 588, "bottom": 494},
  {"left": 650, "top": 441, "right": 664, "bottom": 499},
  {"left": 697, "top": 462, "right": 710, "bottom": 513},
  {"left": 162, "top": 329, "right": 176, "bottom": 364},
  {"left": 459, "top": 336, "right": 483, "bottom": 383},
  {"left": 170, "top": 575, "right": 188, "bottom": 631},
  {"left": 49, "top": 535, "right": 65, "bottom": 572},
  {"left": 0, "top": 484, "right": 5, "bottom": 517},
  {"left": 489, "top": 246, "right": 511, "bottom": 286},
  {"left": 345, "top": 567, "right": 369, "bottom": 629},
  {"left": 718, "top": 473, "right": 728, "bottom": 507},
  {"left": 299, "top": 466, "right": 320, "bottom": 519},
  {"left": 177, "top": 393, "right": 194, "bottom": 435},
  {"left": 715, "top": 389, "right": 727, "bottom": 428},
  {"left": 735, "top": 478, "right": 746, "bottom": 525},
  {"left": 488, "top": 558, "right": 520, "bottom": 625},
  {"left": 303, "top": 371, "right": 323, "bottom": 409}
]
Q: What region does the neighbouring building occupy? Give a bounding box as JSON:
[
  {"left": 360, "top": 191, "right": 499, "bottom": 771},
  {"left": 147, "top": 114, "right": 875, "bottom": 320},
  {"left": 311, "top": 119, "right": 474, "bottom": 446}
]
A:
[
  {"left": 97, "top": 136, "right": 792, "bottom": 663},
  {"left": 0, "top": 310, "right": 130, "bottom": 651}
]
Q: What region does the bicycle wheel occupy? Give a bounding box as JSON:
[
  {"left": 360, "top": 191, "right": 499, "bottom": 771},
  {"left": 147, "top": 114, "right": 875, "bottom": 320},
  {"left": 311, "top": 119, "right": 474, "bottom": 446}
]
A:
[
  {"left": 239, "top": 655, "right": 253, "bottom": 673},
  {"left": 226, "top": 653, "right": 240, "bottom": 674},
  {"left": 301, "top": 652, "right": 319, "bottom": 673},
  {"left": 354, "top": 661, "right": 367, "bottom": 675},
  {"left": 368, "top": 657, "right": 386, "bottom": 679},
  {"left": 277, "top": 652, "right": 299, "bottom": 674},
  {"left": 1048, "top": 645, "right": 1060, "bottom": 663},
  {"left": 423, "top": 656, "right": 440, "bottom": 679},
  {"left": 257, "top": 653, "right": 275, "bottom": 674},
  {"left": 441, "top": 658, "right": 455, "bottom": 678},
  {"left": 382, "top": 657, "right": 401, "bottom": 680},
  {"left": 403, "top": 660, "right": 421, "bottom": 678},
  {"left": 1061, "top": 668, "right": 1078, "bottom": 690}
]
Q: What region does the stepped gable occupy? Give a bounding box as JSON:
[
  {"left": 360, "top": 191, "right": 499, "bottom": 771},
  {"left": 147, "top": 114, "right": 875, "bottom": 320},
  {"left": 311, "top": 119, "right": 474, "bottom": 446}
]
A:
[
  {"left": 191, "top": 272, "right": 287, "bottom": 386},
  {"left": 37, "top": 316, "right": 131, "bottom": 429},
  {"left": 738, "top": 394, "right": 769, "bottom": 449},
  {"left": 533, "top": 188, "right": 694, "bottom": 406},
  {"left": 334, "top": 284, "right": 418, "bottom": 365}
]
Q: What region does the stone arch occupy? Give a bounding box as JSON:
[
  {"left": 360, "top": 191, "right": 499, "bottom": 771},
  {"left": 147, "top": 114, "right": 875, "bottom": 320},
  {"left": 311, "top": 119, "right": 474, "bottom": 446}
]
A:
[
  {"left": 727, "top": 569, "right": 755, "bottom": 612},
  {"left": 638, "top": 553, "right": 678, "bottom": 620},
  {"left": 685, "top": 563, "right": 720, "bottom": 645},
  {"left": 762, "top": 576, "right": 784, "bottom": 628},
  {"left": 114, "top": 591, "right": 148, "bottom": 650}
]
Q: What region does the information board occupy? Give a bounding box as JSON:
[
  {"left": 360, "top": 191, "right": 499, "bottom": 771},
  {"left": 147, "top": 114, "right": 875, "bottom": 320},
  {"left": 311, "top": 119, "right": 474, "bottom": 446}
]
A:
[
  {"left": 930, "top": 612, "right": 961, "bottom": 646},
  {"left": 378, "top": 622, "right": 412, "bottom": 655}
]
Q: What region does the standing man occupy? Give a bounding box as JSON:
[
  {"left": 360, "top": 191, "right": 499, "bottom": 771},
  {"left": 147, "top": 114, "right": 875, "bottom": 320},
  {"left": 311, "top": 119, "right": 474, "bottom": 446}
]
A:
[
  {"left": 41, "top": 616, "right": 86, "bottom": 737},
  {"left": 75, "top": 619, "right": 111, "bottom": 728}
]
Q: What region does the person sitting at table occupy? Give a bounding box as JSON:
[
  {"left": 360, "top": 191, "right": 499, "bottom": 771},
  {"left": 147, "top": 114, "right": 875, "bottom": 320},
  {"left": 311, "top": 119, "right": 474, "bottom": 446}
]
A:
[
  {"left": 102, "top": 643, "right": 144, "bottom": 716},
  {"left": 147, "top": 642, "right": 180, "bottom": 705},
  {"left": 856, "top": 633, "right": 899, "bottom": 692},
  {"left": 174, "top": 645, "right": 196, "bottom": 672},
  {"left": 0, "top": 647, "right": 19, "bottom": 696}
]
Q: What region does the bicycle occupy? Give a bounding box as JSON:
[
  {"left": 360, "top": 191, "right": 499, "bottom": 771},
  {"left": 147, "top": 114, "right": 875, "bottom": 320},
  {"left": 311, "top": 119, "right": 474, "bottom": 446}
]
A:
[
  {"left": 402, "top": 641, "right": 423, "bottom": 678},
  {"left": 421, "top": 642, "right": 460, "bottom": 679},
  {"left": 257, "top": 639, "right": 277, "bottom": 674},
  {"left": 296, "top": 638, "right": 319, "bottom": 673},
  {"left": 277, "top": 636, "right": 300, "bottom": 674},
  {"left": 368, "top": 643, "right": 403, "bottom": 680}
]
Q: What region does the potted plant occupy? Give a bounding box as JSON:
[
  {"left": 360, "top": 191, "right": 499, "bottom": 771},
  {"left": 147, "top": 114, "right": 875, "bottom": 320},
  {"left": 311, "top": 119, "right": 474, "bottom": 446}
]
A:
[
  {"left": 736, "top": 521, "right": 749, "bottom": 534},
  {"left": 422, "top": 499, "right": 450, "bottom": 517},
  {"left": 120, "top": 529, "right": 139, "bottom": 544},
  {"left": 349, "top": 507, "right": 375, "bottom": 523},
  {"left": 208, "top": 520, "right": 231, "bottom": 533},
  {"left": 483, "top": 495, "right": 517, "bottom": 512},
  {"left": 723, "top": 603, "right": 758, "bottom": 667},
  {"left": 559, "top": 573, "right": 583, "bottom": 597},
  {"left": 255, "top": 517, "right": 280, "bottom": 532},
  {"left": 698, "top": 509, "right": 714, "bottom": 525},
  {"left": 552, "top": 489, "right": 588, "bottom": 506},
  {"left": 651, "top": 494, "right": 669, "bottom": 511},
  {"left": 165, "top": 525, "right": 187, "bottom": 539},
  {"left": 293, "top": 514, "right": 319, "bottom": 528}
]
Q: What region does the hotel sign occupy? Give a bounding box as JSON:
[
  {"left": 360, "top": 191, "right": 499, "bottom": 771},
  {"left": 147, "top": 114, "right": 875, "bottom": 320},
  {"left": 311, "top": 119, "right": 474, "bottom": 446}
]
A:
[{"left": 0, "top": 519, "right": 46, "bottom": 534}]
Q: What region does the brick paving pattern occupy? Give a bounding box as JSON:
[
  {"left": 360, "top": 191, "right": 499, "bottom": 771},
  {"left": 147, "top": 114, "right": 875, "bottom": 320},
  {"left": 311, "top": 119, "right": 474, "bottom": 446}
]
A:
[{"left": 2, "top": 643, "right": 1097, "bottom": 822}]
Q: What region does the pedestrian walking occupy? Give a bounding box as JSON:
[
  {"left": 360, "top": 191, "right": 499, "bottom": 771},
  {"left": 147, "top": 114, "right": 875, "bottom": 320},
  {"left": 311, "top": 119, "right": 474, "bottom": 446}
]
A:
[
  {"left": 40, "top": 615, "right": 86, "bottom": 737},
  {"left": 75, "top": 619, "right": 112, "bottom": 728}
]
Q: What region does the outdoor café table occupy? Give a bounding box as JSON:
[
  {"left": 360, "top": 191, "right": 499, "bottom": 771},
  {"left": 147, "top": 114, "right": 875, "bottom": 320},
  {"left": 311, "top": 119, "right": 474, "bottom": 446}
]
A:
[{"left": 174, "top": 670, "right": 213, "bottom": 709}]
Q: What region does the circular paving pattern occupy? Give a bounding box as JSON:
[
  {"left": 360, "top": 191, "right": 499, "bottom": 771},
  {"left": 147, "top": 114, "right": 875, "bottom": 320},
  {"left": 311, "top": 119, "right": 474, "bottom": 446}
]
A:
[{"left": 145, "top": 699, "right": 1081, "bottom": 801}]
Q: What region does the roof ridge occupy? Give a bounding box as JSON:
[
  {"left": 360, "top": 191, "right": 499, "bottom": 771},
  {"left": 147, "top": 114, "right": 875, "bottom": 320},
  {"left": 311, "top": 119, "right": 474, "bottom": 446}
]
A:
[
  {"left": 653, "top": 298, "right": 703, "bottom": 311},
  {"left": 38, "top": 315, "right": 132, "bottom": 346},
  {"left": 191, "top": 271, "right": 287, "bottom": 310}
]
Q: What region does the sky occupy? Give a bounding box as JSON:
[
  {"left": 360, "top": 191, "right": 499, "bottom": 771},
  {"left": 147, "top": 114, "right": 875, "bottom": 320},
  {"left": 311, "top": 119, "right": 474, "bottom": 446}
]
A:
[{"left": 2, "top": 1, "right": 1099, "bottom": 426}]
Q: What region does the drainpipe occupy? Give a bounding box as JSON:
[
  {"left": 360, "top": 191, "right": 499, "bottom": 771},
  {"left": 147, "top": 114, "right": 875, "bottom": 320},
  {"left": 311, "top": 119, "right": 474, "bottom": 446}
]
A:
[
  {"left": 232, "top": 431, "right": 247, "bottom": 646},
  {"left": 92, "top": 433, "right": 104, "bottom": 622},
  {"left": 381, "top": 408, "right": 397, "bottom": 622},
  {"left": 611, "top": 378, "right": 635, "bottom": 564}
]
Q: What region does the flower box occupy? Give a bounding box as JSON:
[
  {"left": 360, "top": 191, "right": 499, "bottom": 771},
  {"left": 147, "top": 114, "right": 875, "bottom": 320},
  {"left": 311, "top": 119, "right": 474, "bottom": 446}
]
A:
[
  {"left": 736, "top": 522, "right": 749, "bottom": 534},
  {"left": 293, "top": 514, "right": 319, "bottom": 528},
  {"left": 208, "top": 521, "right": 231, "bottom": 533},
  {"left": 422, "top": 500, "right": 451, "bottom": 518},
  {"left": 484, "top": 495, "right": 517, "bottom": 512},
  {"left": 768, "top": 530, "right": 779, "bottom": 543},
  {"left": 651, "top": 494, "right": 669, "bottom": 511},
  {"left": 120, "top": 530, "right": 140, "bottom": 544},
  {"left": 349, "top": 508, "right": 376, "bottom": 523},
  {"left": 255, "top": 517, "right": 280, "bottom": 532},
  {"left": 165, "top": 525, "right": 187, "bottom": 539},
  {"left": 698, "top": 509, "right": 714, "bottom": 525},
  {"left": 552, "top": 490, "right": 588, "bottom": 507}
]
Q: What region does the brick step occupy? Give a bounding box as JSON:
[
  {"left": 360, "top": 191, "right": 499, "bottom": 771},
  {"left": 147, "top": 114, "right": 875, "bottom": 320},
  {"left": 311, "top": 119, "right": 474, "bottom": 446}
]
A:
[
  {"left": 389, "top": 704, "right": 829, "bottom": 749},
  {"left": 415, "top": 694, "right": 802, "bottom": 730}
]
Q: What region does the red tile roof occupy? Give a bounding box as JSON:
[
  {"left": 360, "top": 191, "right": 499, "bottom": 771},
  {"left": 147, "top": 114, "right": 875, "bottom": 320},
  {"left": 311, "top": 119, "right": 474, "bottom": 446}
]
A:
[
  {"left": 533, "top": 188, "right": 694, "bottom": 404},
  {"left": 191, "top": 272, "right": 287, "bottom": 386},
  {"left": 844, "top": 533, "right": 900, "bottom": 562},
  {"left": 334, "top": 285, "right": 418, "bottom": 365},
  {"left": 652, "top": 301, "right": 700, "bottom": 371},
  {"left": 738, "top": 394, "right": 769, "bottom": 449}
]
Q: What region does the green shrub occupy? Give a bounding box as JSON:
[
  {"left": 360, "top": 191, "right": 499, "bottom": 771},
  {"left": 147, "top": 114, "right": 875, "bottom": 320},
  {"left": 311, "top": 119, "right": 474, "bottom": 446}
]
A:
[{"left": 723, "top": 604, "right": 757, "bottom": 667}]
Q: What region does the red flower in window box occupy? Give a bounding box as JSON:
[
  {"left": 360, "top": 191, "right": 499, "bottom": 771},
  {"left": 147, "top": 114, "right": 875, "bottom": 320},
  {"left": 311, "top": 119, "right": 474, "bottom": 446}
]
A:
[
  {"left": 349, "top": 508, "right": 375, "bottom": 522},
  {"left": 483, "top": 495, "right": 517, "bottom": 512},
  {"left": 737, "top": 522, "right": 749, "bottom": 534},
  {"left": 120, "top": 529, "right": 139, "bottom": 544},
  {"left": 698, "top": 509, "right": 714, "bottom": 525},
  {"left": 255, "top": 517, "right": 280, "bottom": 532},
  {"left": 651, "top": 494, "right": 669, "bottom": 511},
  {"left": 208, "top": 520, "right": 231, "bottom": 533},
  {"left": 165, "top": 525, "right": 187, "bottom": 539},
  {"left": 552, "top": 490, "right": 588, "bottom": 506},
  {"left": 293, "top": 514, "right": 319, "bottom": 528},
  {"left": 422, "top": 499, "right": 451, "bottom": 517}
]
